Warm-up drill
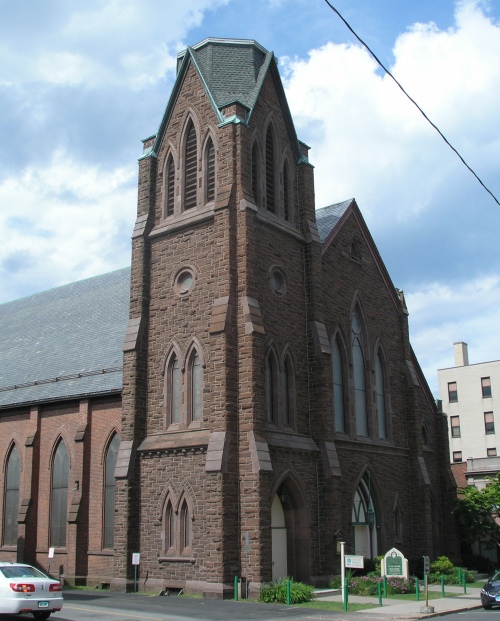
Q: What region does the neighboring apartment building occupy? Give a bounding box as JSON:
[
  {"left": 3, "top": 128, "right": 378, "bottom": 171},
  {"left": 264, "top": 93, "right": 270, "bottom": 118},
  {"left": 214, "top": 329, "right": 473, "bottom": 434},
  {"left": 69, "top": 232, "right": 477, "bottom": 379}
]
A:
[
  {"left": 0, "top": 37, "right": 459, "bottom": 596},
  {"left": 439, "top": 341, "right": 500, "bottom": 488}
]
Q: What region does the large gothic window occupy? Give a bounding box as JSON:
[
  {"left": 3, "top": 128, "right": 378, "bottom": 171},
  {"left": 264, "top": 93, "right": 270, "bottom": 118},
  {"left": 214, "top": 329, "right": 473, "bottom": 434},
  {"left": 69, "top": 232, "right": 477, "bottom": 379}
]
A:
[
  {"left": 352, "top": 473, "right": 379, "bottom": 559},
  {"left": 265, "top": 126, "right": 275, "bottom": 213},
  {"left": 332, "top": 336, "right": 345, "bottom": 433},
  {"left": 205, "top": 137, "right": 215, "bottom": 203},
  {"left": 375, "top": 351, "right": 387, "bottom": 439},
  {"left": 251, "top": 141, "right": 260, "bottom": 204},
  {"left": 283, "top": 161, "right": 291, "bottom": 221},
  {"left": 3, "top": 445, "right": 20, "bottom": 546},
  {"left": 184, "top": 120, "right": 197, "bottom": 210},
  {"left": 283, "top": 354, "right": 295, "bottom": 427},
  {"left": 51, "top": 440, "right": 69, "bottom": 548},
  {"left": 165, "top": 154, "right": 175, "bottom": 217},
  {"left": 167, "top": 353, "right": 182, "bottom": 425},
  {"left": 352, "top": 311, "right": 368, "bottom": 436},
  {"left": 180, "top": 499, "right": 190, "bottom": 551},
  {"left": 165, "top": 500, "right": 174, "bottom": 551},
  {"left": 103, "top": 434, "right": 120, "bottom": 549}
]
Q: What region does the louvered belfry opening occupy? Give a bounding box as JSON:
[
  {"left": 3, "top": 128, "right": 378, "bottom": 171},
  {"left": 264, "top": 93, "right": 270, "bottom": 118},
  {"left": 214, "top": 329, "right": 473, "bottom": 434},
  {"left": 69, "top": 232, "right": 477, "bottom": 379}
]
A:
[
  {"left": 184, "top": 121, "right": 197, "bottom": 210},
  {"left": 166, "top": 155, "right": 175, "bottom": 216},
  {"left": 251, "top": 141, "right": 259, "bottom": 203},
  {"left": 206, "top": 138, "right": 215, "bottom": 203},
  {"left": 265, "top": 127, "right": 275, "bottom": 213}
]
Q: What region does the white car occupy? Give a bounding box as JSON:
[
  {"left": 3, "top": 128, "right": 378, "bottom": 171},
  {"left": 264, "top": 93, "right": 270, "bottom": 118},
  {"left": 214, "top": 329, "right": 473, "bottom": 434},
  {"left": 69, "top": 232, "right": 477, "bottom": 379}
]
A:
[{"left": 0, "top": 562, "right": 63, "bottom": 619}]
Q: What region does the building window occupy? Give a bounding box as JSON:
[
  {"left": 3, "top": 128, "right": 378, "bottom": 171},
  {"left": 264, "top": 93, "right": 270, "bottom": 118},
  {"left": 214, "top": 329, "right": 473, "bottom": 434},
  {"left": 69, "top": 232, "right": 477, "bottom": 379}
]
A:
[
  {"left": 3, "top": 444, "right": 21, "bottom": 546},
  {"left": 205, "top": 137, "right": 215, "bottom": 203},
  {"left": 283, "top": 161, "right": 291, "bottom": 221},
  {"left": 448, "top": 381, "right": 458, "bottom": 402},
  {"left": 166, "top": 353, "right": 182, "bottom": 425},
  {"left": 188, "top": 350, "right": 203, "bottom": 423},
  {"left": 51, "top": 440, "right": 69, "bottom": 548},
  {"left": 450, "top": 415, "right": 461, "bottom": 438},
  {"left": 453, "top": 451, "right": 462, "bottom": 463},
  {"left": 332, "top": 336, "right": 345, "bottom": 433},
  {"left": 375, "top": 351, "right": 387, "bottom": 439},
  {"left": 180, "top": 500, "right": 190, "bottom": 551},
  {"left": 283, "top": 354, "right": 295, "bottom": 427},
  {"left": 482, "top": 377, "right": 492, "bottom": 398},
  {"left": 422, "top": 424, "right": 430, "bottom": 448},
  {"left": 251, "top": 141, "right": 260, "bottom": 204},
  {"left": 265, "top": 125, "right": 275, "bottom": 213},
  {"left": 487, "top": 448, "right": 497, "bottom": 457},
  {"left": 165, "top": 500, "right": 174, "bottom": 551},
  {"left": 352, "top": 311, "right": 368, "bottom": 436},
  {"left": 184, "top": 120, "right": 197, "bottom": 210},
  {"left": 165, "top": 154, "right": 175, "bottom": 217},
  {"left": 484, "top": 411, "right": 495, "bottom": 434},
  {"left": 103, "top": 433, "right": 120, "bottom": 549},
  {"left": 265, "top": 351, "right": 278, "bottom": 424}
]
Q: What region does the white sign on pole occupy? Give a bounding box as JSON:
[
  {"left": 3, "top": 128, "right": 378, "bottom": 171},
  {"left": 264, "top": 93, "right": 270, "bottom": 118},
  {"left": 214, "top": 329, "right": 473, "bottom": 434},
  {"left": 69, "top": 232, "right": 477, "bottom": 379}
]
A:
[
  {"left": 132, "top": 553, "right": 140, "bottom": 566},
  {"left": 345, "top": 555, "right": 364, "bottom": 569},
  {"left": 48, "top": 547, "right": 55, "bottom": 559}
]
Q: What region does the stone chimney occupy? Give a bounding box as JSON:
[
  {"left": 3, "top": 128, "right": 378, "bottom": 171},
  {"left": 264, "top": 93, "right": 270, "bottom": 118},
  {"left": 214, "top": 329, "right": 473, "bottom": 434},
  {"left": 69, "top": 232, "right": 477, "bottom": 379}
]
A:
[{"left": 454, "top": 341, "right": 469, "bottom": 367}]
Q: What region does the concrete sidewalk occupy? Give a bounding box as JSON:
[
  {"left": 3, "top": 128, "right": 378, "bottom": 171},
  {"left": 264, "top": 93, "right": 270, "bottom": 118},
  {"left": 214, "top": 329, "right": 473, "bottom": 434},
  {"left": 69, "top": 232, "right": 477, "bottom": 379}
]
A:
[{"left": 315, "top": 584, "right": 484, "bottom": 618}]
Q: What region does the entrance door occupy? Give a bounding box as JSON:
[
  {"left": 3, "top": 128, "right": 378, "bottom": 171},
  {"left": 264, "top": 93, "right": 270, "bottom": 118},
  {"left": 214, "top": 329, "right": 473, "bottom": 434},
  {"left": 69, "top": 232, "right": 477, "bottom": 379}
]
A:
[{"left": 271, "top": 494, "right": 287, "bottom": 580}]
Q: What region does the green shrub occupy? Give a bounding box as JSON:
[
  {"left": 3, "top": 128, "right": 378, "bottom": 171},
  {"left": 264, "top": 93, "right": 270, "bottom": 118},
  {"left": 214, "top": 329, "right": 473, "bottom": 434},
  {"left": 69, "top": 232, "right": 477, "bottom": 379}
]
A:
[
  {"left": 348, "top": 575, "right": 416, "bottom": 595},
  {"left": 329, "top": 575, "right": 341, "bottom": 589},
  {"left": 430, "top": 556, "right": 455, "bottom": 575},
  {"left": 260, "top": 578, "right": 315, "bottom": 604}
]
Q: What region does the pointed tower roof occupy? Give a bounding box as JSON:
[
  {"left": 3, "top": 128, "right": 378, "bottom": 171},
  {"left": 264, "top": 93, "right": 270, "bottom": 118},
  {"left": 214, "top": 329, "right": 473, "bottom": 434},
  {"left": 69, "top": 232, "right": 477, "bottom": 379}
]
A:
[{"left": 147, "top": 38, "right": 306, "bottom": 164}]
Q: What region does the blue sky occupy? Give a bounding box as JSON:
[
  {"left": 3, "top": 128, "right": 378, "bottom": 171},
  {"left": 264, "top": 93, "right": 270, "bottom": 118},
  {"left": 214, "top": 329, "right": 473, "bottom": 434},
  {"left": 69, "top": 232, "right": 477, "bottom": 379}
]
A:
[{"left": 1, "top": 0, "right": 499, "bottom": 394}]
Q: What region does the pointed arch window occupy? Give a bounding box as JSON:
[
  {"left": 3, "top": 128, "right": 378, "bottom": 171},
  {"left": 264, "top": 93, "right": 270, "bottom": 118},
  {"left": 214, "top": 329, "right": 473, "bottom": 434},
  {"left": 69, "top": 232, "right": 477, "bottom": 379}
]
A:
[
  {"left": 180, "top": 499, "right": 190, "bottom": 551},
  {"left": 375, "top": 351, "right": 387, "bottom": 439},
  {"left": 3, "top": 445, "right": 21, "bottom": 546},
  {"left": 188, "top": 349, "right": 203, "bottom": 423},
  {"left": 184, "top": 120, "right": 197, "bottom": 210},
  {"left": 352, "top": 311, "right": 368, "bottom": 436},
  {"left": 265, "top": 126, "right": 275, "bottom": 213},
  {"left": 265, "top": 351, "right": 278, "bottom": 423},
  {"left": 167, "top": 353, "right": 182, "bottom": 425},
  {"left": 283, "top": 354, "right": 295, "bottom": 427},
  {"left": 332, "top": 336, "right": 345, "bottom": 433},
  {"left": 103, "top": 434, "right": 120, "bottom": 549},
  {"left": 51, "top": 440, "right": 69, "bottom": 548},
  {"left": 422, "top": 424, "right": 431, "bottom": 448},
  {"left": 205, "top": 137, "right": 215, "bottom": 203},
  {"left": 165, "top": 500, "right": 175, "bottom": 551},
  {"left": 251, "top": 141, "right": 260, "bottom": 204},
  {"left": 352, "top": 472, "right": 379, "bottom": 558},
  {"left": 283, "top": 162, "right": 291, "bottom": 221},
  {"left": 165, "top": 154, "right": 175, "bottom": 217}
]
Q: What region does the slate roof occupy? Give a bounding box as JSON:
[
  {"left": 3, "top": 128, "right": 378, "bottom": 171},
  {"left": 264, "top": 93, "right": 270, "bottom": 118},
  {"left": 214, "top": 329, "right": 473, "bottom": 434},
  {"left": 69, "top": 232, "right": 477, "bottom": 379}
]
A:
[
  {"left": 0, "top": 268, "right": 130, "bottom": 410},
  {"left": 316, "top": 199, "right": 354, "bottom": 244}
]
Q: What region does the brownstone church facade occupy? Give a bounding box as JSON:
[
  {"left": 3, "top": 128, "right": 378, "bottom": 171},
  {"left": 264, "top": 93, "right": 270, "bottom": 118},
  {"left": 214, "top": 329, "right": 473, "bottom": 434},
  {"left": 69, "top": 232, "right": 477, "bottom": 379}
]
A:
[{"left": 0, "top": 38, "right": 458, "bottom": 596}]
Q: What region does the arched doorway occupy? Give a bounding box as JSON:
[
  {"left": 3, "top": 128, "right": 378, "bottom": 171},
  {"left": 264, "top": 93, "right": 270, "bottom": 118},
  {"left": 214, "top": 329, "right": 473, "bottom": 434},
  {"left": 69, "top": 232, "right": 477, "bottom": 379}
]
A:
[
  {"left": 352, "top": 472, "right": 380, "bottom": 559},
  {"left": 271, "top": 495, "right": 287, "bottom": 580},
  {"left": 271, "top": 476, "right": 311, "bottom": 582}
]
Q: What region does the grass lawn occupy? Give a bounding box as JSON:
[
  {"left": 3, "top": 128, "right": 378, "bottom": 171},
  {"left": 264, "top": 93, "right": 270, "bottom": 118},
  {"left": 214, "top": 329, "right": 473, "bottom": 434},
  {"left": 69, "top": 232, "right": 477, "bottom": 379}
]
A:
[{"left": 293, "top": 600, "right": 376, "bottom": 611}]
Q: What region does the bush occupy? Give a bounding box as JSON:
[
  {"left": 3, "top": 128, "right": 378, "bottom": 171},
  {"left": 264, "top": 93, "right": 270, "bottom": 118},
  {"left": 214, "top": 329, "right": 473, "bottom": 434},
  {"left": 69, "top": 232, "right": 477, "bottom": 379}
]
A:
[
  {"left": 260, "top": 578, "right": 315, "bottom": 604},
  {"left": 430, "top": 556, "right": 455, "bottom": 575},
  {"left": 348, "top": 575, "right": 417, "bottom": 595}
]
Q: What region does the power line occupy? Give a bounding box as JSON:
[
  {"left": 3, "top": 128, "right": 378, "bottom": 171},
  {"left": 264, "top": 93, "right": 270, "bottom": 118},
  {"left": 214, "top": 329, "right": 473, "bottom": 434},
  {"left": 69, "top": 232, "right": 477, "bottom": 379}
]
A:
[{"left": 322, "top": 0, "right": 500, "bottom": 207}]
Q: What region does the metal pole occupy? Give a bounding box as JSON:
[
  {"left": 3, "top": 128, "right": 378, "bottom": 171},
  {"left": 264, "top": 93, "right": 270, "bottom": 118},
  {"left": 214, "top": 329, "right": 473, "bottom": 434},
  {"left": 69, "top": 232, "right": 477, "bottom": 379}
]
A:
[
  {"left": 134, "top": 564, "right": 137, "bottom": 593},
  {"left": 340, "top": 541, "right": 345, "bottom": 595},
  {"left": 286, "top": 578, "right": 291, "bottom": 605},
  {"left": 425, "top": 573, "right": 428, "bottom": 607},
  {"left": 234, "top": 576, "right": 238, "bottom": 601}
]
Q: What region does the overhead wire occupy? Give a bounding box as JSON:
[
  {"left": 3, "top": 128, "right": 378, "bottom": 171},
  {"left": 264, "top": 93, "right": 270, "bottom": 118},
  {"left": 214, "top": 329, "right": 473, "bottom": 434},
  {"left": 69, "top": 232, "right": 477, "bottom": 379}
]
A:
[{"left": 322, "top": 0, "right": 500, "bottom": 207}]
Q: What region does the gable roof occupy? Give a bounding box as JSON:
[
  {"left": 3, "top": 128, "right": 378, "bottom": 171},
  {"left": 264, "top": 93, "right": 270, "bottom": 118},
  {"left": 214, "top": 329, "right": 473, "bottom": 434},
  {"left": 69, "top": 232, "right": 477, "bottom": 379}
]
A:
[
  {"left": 316, "top": 199, "right": 354, "bottom": 244},
  {"left": 147, "top": 38, "right": 305, "bottom": 164},
  {"left": 0, "top": 268, "right": 130, "bottom": 410}
]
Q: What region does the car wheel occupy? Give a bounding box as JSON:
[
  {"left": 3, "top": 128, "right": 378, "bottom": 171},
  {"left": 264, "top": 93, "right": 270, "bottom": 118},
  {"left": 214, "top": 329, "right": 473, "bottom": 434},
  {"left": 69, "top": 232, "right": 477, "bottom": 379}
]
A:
[{"left": 32, "top": 612, "right": 52, "bottom": 620}]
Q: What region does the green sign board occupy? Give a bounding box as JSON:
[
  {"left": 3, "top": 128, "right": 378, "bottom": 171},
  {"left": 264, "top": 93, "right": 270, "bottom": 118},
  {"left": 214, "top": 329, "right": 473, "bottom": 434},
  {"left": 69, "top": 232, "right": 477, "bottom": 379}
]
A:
[{"left": 386, "top": 553, "right": 403, "bottom": 576}]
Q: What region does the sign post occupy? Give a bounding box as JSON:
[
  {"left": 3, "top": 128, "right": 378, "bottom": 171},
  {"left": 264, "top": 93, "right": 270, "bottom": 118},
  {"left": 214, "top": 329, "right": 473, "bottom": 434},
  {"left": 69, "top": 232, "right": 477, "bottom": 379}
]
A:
[
  {"left": 423, "top": 556, "right": 430, "bottom": 608},
  {"left": 132, "top": 553, "right": 140, "bottom": 593}
]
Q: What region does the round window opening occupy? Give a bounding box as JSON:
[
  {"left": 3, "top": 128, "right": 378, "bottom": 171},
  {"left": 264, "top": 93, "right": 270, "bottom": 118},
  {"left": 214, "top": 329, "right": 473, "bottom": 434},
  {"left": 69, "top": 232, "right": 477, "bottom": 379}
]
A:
[
  {"left": 174, "top": 268, "right": 195, "bottom": 295},
  {"left": 269, "top": 266, "right": 287, "bottom": 295}
]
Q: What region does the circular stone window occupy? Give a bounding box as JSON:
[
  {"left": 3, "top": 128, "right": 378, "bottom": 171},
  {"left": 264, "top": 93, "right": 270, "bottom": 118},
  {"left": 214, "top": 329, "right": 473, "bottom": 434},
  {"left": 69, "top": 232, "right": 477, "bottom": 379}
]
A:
[
  {"left": 174, "top": 267, "right": 196, "bottom": 295},
  {"left": 269, "top": 266, "right": 287, "bottom": 295}
]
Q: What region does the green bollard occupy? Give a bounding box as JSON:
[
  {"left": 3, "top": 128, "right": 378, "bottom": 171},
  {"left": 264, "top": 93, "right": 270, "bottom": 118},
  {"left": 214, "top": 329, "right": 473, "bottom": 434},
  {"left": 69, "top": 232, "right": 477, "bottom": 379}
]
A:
[
  {"left": 463, "top": 572, "right": 467, "bottom": 594},
  {"left": 286, "top": 578, "right": 291, "bottom": 605},
  {"left": 441, "top": 574, "right": 445, "bottom": 597},
  {"left": 415, "top": 577, "right": 419, "bottom": 601},
  {"left": 234, "top": 576, "right": 238, "bottom": 601},
  {"left": 383, "top": 575, "right": 387, "bottom": 598},
  {"left": 378, "top": 581, "right": 382, "bottom": 606},
  {"left": 343, "top": 580, "right": 348, "bottom": 611}
]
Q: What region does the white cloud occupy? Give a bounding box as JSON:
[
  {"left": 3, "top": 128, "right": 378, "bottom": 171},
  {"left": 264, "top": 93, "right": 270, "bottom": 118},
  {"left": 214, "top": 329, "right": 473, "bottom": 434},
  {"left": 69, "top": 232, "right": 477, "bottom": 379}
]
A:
[{"left": 0, "top": 151, "right": 136, "bottom": 302}]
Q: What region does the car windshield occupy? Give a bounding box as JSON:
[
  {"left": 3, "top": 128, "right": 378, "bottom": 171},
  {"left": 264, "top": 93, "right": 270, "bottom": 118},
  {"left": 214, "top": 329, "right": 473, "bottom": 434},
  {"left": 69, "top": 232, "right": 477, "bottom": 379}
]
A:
[{"left": 0, "top": 565, "right": 47, "bottom": 579}]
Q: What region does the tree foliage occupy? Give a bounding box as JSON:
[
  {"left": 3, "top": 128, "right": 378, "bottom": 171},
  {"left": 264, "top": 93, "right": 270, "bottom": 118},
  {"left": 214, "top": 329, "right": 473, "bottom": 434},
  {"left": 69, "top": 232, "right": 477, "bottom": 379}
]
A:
[{"left": 454, "top": 474, "right": 500, "bottom": 546}]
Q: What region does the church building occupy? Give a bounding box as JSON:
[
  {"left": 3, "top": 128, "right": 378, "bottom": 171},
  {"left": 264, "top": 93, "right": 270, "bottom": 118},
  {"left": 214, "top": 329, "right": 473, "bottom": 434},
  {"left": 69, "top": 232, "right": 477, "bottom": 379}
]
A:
[{"left": 0, "top": 38, "right": 458, "bottom": 597}]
